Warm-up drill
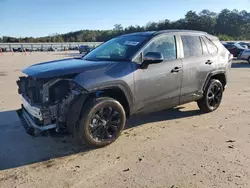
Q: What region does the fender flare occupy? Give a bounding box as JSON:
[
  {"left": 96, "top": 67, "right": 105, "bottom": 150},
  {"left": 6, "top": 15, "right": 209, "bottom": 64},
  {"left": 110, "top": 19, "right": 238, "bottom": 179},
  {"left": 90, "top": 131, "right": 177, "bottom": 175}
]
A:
[
  {"left": 202, "top": 70, "right": 226, "bottom": 91},
  {"left": 87, "top": 82, "right": 134, "bottom": 108}
]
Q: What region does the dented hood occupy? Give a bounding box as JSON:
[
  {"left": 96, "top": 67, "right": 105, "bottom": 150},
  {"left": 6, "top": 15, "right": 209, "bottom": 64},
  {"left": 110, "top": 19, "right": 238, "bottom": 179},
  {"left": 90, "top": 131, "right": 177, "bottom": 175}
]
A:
[{"left": 22, "top": 58, "right": 114, "bottom": 78}]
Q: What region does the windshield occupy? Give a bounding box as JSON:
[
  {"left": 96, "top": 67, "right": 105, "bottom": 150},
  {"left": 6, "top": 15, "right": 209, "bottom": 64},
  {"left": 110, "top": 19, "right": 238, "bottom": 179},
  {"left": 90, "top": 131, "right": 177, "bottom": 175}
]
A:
[{"left": 83, "top": 35, "right": 149, "bottom": 61}]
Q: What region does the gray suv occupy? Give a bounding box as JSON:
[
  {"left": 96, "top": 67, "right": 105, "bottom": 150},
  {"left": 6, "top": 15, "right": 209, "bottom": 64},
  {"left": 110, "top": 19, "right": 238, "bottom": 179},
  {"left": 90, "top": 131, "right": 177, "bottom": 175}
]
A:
[{"left": 17, "top": 30, "right": 232, "bottom": 147}]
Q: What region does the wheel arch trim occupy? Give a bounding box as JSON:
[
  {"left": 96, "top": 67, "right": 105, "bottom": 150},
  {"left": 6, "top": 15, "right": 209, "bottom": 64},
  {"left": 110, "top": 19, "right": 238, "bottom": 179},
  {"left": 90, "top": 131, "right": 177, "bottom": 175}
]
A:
[
  {"left": 202, "top": 70, "right": 227, "bottom": 91},
  {"left": 87, "top": 82, "right": 134, "bottom": 108}
]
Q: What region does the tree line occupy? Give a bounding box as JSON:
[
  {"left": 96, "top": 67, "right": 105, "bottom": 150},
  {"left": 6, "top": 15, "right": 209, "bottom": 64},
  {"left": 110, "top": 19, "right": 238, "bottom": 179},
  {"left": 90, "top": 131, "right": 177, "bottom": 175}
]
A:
[{"left": 1, "top": 9, "right": 249, "bottom": 43}]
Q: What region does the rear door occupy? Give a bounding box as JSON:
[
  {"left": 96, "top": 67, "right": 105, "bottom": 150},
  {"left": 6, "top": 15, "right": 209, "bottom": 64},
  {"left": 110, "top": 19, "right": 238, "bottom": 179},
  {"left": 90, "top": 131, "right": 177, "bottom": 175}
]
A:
[{"left": 180, "top": 35, "right": 218, "bottom": 104}]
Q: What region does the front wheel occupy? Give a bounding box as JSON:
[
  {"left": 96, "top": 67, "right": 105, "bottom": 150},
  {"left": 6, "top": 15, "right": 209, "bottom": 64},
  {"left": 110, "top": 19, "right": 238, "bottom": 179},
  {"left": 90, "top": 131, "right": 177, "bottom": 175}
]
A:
[
  {"left": 248, "top": 57, "right": 250, "bottom": 63},
  {"left": 75, "top": 97, "right": 126, "bottom": 148},
  {"left": 197, "top": 79, "right": 223, "bottom": 113}
]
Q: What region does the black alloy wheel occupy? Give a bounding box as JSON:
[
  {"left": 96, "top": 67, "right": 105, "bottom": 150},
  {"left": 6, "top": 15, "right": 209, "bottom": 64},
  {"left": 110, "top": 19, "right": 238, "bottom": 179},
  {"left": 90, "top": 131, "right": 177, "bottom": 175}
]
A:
[
  {"left": 197, "top": 79, "right": 223, "bottom": 113},
  {"left": 75, "top": 97, "right": 126, "bottom": 148},
  {"left": 206, "top": 82, "right": 223, "bottom": 110},
  {"left": 89, "top": 107, "right": 121, "bottom": 142}
]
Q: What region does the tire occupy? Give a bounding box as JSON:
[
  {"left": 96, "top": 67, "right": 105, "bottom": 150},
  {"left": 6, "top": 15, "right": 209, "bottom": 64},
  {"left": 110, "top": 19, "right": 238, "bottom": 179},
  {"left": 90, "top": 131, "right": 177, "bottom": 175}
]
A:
[
  {"left": 74, "top": 97, "right": 126, "bottom": 148},
  {"left": 248, "top": 57, "right": 250, "bottom": 63},
  {"left": 197, "top": 79, "right": 223, "bottom": 113}
]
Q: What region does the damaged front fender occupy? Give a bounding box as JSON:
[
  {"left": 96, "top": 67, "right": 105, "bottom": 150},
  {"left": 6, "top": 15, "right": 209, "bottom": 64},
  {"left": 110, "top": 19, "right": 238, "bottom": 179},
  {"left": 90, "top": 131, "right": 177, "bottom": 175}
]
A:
[
  {"left": 16, "top": 75, "right": 90, "bottom": 135},
  {"left": 66, "top": 94, "right": 88, "bottom": 134}
]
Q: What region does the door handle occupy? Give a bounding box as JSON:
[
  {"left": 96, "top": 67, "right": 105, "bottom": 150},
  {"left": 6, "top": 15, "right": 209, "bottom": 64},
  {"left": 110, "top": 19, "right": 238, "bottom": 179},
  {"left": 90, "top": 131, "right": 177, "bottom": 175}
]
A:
[
  {"left": 171, "top": 67, "right": 182, "bottom": 73},
  {"left": 205, "top": 60, "right": 214, "bottom": 65}
]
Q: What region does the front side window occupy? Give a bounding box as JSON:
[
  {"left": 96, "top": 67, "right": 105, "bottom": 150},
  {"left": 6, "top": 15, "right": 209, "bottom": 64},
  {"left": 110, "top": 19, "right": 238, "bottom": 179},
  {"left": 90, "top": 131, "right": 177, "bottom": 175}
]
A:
[
  {"left": 181, "top": 35, "right": 202, "bottom": 57},
  {"left": 143, "top": 35, "right": 177, "bottom": 61},
  {"left": 83, "top": 35, "right": 148, "bottom": 61}
]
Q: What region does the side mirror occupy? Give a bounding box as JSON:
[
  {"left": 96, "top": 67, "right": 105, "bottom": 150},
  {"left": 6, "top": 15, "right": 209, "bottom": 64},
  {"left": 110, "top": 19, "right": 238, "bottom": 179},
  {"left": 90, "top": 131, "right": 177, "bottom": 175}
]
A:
[{"left": 143, "top": 52, "right": 164, "bottom": 64}]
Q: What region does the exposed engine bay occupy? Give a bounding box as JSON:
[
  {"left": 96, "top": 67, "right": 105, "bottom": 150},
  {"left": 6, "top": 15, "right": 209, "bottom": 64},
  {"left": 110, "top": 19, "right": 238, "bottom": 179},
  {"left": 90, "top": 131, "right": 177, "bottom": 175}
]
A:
[{"left": 16, "top": 76, "right": 88, "bottom": 135}]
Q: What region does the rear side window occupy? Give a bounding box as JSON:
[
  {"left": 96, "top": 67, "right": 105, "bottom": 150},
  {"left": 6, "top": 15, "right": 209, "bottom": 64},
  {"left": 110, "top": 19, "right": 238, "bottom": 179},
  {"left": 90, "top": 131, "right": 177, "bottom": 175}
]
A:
[
  {"left": 181, "top": 35, "right": 202, "bottom": 57},
  {"left": 202, "top": 36, "right": 218, "bottom": 54}
]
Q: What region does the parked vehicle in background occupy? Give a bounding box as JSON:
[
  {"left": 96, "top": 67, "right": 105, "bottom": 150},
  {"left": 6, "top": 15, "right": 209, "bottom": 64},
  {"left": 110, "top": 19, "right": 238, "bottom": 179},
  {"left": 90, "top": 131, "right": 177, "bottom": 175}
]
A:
[
  {"left": 238, "top": 42, "right": 250, "bottom": 49},
  {"left": 79, "top": 45, "right": 91, "bottom": 54},
  {"left": 12, "top": 48, "right": 30, "bottom": 52},
  {"left": 47, "top": 47, "right": 57, "bottom": 51},
  {"left": 17, "top": 30, "right": 232, "bottom": 148},
  {"left": 225, "top": 42, "right": 235, "bottom": 45},
  {"left": 238, "top": 49, "right": 250, "bottom": 63},
  {"left": 240, "top": 45, "right": 248, "bottom": 49},
  {"left": 13, "top": 48, "right": 23, "bottom": 52},
  {"left": 69, "top": 46, "right": 79, "bottom": 51},
  {"left": 0, "top": 47, "right": 7, "bottom": 52},
  {"left": 223, "top": 43, "right": 245, "bottom": 57}
]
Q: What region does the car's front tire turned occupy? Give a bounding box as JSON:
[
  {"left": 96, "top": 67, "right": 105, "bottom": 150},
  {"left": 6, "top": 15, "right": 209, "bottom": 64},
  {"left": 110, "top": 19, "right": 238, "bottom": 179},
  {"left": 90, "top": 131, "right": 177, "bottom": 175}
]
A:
[
  {"left": 197, "top": 79, "right": 223, "bottom": 113},
  {"left": 75, "top": 97, "right": 126, "bottom": 148}
]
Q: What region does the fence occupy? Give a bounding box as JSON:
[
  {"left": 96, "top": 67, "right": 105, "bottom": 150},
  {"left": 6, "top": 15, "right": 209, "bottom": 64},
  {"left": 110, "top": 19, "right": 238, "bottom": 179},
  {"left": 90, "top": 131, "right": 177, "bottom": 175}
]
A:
[{"left": 0, "top": 42, "right": 103, "bottom": 52}]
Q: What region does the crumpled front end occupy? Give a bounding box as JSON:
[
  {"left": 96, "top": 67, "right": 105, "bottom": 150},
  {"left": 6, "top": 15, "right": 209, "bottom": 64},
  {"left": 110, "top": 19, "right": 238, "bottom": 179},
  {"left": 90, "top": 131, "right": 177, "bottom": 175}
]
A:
[{"left": 16, "top": 76, "right": 88, "bottom": 136}]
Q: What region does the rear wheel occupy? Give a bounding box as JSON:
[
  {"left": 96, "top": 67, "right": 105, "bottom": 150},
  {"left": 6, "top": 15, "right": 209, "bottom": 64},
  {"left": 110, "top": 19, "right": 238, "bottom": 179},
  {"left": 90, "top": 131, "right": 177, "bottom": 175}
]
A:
[
  {"left": 75, "top": 97, "right": 126, "bottom": 148},
  {"left": 248, "top": 57, "right": 250, "bottom": 63},
  {"left": 197, "top": 79, "right": 223, "bottom": 113}
]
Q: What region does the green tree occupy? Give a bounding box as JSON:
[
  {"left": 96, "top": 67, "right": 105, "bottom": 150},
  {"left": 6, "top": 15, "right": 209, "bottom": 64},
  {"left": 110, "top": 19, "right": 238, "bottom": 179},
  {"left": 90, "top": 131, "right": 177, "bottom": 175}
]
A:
[
  {"left": 185, "top": 11, "right": 200, "bottom": 30},
  {"left": 145, "top": 22, "right": 158, "bottom": 31},
  {"left": 198, "top": 9, "right": 216, "bottom": 34},
  {"left": 55, "top": 35, "right": 64, "bottom": 42},
  {"left": 113, "top": 24, "right": 123, "bottom": 31}
]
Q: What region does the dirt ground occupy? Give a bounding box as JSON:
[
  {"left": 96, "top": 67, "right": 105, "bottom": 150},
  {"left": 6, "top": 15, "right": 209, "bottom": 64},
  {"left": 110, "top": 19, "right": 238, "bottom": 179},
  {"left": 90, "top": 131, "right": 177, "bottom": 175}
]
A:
[{"left": 0, "top": 51, "right": 250, "bottom": 188}]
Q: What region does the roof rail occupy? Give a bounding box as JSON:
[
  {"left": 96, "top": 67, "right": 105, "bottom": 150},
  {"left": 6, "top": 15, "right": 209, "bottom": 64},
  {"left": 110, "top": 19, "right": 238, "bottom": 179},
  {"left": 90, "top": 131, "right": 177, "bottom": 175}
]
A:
[{"left": 155, "top": 29, "right": 208, "bottom": 35}]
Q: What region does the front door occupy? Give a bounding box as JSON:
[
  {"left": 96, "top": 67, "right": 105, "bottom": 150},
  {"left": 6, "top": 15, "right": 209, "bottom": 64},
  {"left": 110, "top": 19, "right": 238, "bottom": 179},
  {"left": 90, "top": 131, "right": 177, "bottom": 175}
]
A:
[{"left": 134, "top": 34, "right": 183, "bottom": 113}]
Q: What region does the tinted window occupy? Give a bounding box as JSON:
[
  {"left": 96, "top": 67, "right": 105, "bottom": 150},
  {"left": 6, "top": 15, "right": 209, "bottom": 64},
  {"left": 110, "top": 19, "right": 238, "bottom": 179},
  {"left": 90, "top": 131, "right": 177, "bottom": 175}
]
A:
[
  {"left": 223, "top": 44, "right": 233, "bottom": 49},
  {"left": 181, "top": 35, "right": 202, "bottom": 57},
  {"left": 83, "top": 35, "right": 148, "bottom": 61},
  {"left": 143, "top": 35, "right": 176, "bottom": 61},
  {"left": 202, "top": 36, "right": 218, "bottom": 54}
]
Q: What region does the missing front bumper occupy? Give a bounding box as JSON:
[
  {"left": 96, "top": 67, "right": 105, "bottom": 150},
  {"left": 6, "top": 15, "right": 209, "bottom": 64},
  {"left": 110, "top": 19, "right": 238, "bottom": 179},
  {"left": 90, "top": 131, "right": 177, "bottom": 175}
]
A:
[{"left": 17, "top": 108, "right": 56, "bottom": 136}]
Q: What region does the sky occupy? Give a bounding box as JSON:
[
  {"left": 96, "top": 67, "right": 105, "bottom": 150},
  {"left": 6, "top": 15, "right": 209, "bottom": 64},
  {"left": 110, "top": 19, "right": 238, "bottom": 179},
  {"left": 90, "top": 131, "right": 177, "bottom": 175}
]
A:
[{"left": 0, "top": 0, "right": 250, "bottom": 37}]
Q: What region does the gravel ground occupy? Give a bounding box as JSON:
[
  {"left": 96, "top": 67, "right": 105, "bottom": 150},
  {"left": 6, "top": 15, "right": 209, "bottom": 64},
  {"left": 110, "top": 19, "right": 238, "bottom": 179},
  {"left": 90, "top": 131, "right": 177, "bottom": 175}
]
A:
[{"left": 0, "top": 52, "right": 250, "bottom": 188}]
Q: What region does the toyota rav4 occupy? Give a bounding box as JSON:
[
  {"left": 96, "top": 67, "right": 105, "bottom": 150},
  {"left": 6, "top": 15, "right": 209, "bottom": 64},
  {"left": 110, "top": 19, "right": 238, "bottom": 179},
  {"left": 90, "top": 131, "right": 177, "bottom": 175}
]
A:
[{"left": 17, "top": 30, "right": 232, "bottom": 148}]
